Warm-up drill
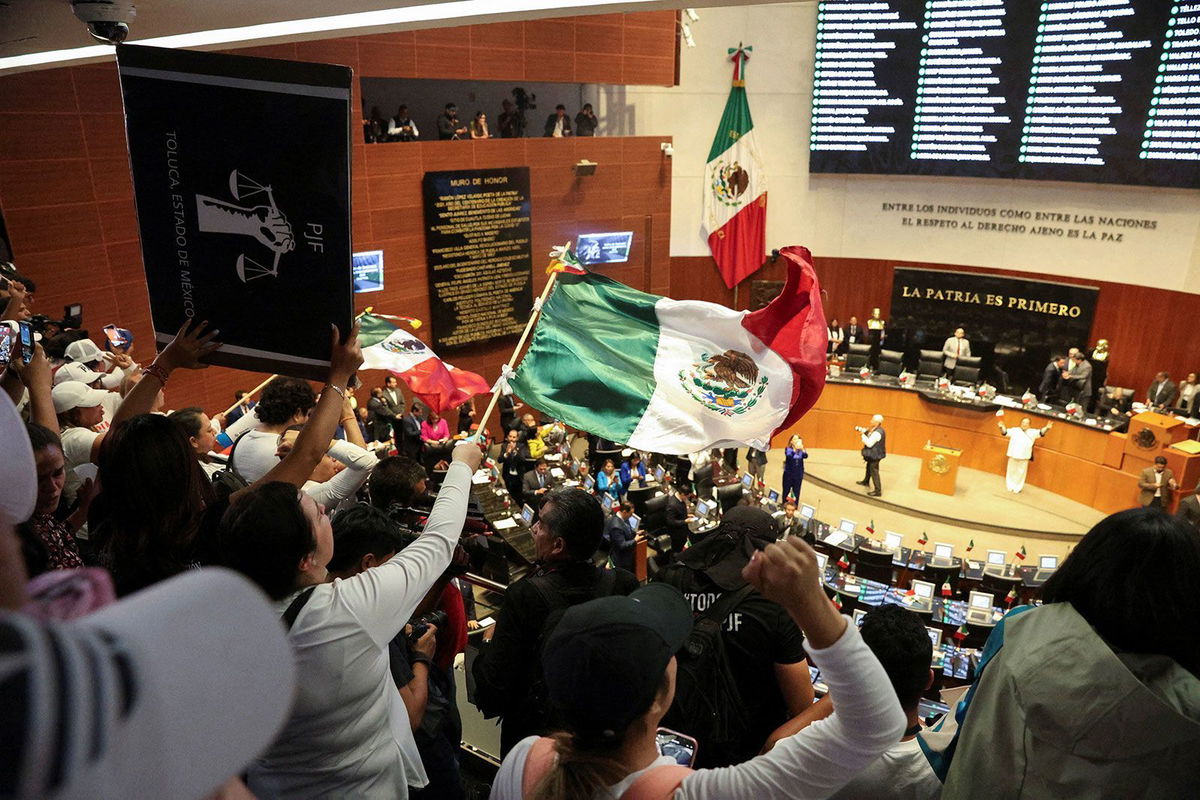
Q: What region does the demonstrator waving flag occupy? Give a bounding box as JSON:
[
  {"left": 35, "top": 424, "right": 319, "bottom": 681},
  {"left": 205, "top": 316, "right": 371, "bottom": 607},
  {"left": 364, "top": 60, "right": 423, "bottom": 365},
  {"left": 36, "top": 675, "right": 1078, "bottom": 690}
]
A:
[{"left": 508, "top": 246, "right": 827, "bottom": 454}]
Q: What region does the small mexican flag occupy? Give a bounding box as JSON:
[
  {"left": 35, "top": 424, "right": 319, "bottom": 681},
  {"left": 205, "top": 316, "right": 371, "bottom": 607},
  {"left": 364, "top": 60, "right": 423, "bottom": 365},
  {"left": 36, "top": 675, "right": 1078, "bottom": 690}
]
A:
[
  {"left": 509, "top": 246, "right": 827, "bottom": 454},
  {"left": 917, "top": 531, "right": 929, "bottom": 546},
  {"left": 941, "top": 581, "right": 952, "bottom": 597},
  {"left": 704, "top": 44, "right": 768, "bottom": 289},
  {"left": 966, "top": 539, "right": 975, "bottom": 552},
  {"left": 953, "top": 624, "right": 968, "bottom": 642},
  {"left": 1005, "top": 587, "right": 1018, "bottom": 605},
  {"left": 1015, "top": 545, "right": 1027, "bottom": 561},
  {"left": 831, "top": 593, "right": 843, "bottom": 610},
  {"left": 836, "top": 554, "right": 850, "bottom": 570},
  {"left": 865, "top": 519, "right": 876, "bottom": 535},
  {"left": 358, "top": 312, "right": 489, "bottom": 414}
]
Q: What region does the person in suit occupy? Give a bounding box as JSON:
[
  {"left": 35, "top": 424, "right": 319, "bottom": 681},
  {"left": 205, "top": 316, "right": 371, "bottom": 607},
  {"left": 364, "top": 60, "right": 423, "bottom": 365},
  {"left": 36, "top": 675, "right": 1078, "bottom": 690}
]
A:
[
  {"left": 1138, "top": 456, "right": 1177, "bottom": 509},
  {"left": 942, "top": 327, "right": 971, "bottom": 376},
  {"left": 664, "top": 486, "right": 692, "bottom": 553},
  {"left": 544, "top": 104, "right": 572, "bottom": 137},
  {"left": 1038, "top": 356, "right": 1065, "bottom": 402},
  {"left": 827, "top": 318, "right": 844, "bottom": 358},
  {"left": 603, "top": 502, "right": 639, "bottom": 572},
  {"left": 854, "top": 414, "right": 886, "bottom": 497},
  {"left": 498, "top": 429, "right": 529, "bottom": 500},
  {"left": 1175, "top": 484, "right": 1200, "bottom": 530},
  {"left": 1147, "top": 371, "right": 1177, "bottom": 410},
  {"left": 437, "top": 103, "right": 468, "bottom": 140},
  {"left": 1176, "top": 372, "right": 1199, "bottom": 414},
  {"left": 522, "top": 459, "right": 552, "bottom": 501},
  {"left": 619, "top": 452, "right": 647, "bottom": 493},
  {"left": 380, "top": 376, "right": 405, "bottom": 442},
  {"left": 365, "top": 388, "right": 392, "bottom": 442},
  {"left": 781, "top": 434, "right": 807, "bottom": 502},
  {"left": 574, "top": 103, "right": 598, "bottom": 137},
  {"left": 746, "top": 447, "right": 767, "bottom": 481},
  {"left": 842, "top": 315, "right": 861, "bottom": 355},
  {"left": 776, "top": 501, "right": 806, "bottom": 540},
  {"left": 398, "top": 402, "right": 423, "bottom": 461},
  {"left": 1061, "top": 352, "right": 1093, "bottom": 406}
]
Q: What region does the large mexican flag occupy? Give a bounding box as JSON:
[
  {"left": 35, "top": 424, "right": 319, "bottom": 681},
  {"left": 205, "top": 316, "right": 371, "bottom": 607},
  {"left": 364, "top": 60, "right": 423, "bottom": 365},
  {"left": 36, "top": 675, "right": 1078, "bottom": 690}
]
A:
[
  {"left": 704, "top": 45, "right": 768, "bottom": 289},
  {"left": 508, "top": 246, "right": 826, "bottom": 454},
  {"left": 358, "top": 312, "right": 489, "bottom": 414}
]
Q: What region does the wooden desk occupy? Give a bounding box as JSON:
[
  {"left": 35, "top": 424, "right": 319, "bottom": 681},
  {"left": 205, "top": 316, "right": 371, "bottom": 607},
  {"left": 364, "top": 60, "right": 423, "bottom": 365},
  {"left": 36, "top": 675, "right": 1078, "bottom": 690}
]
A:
[
  {"left": 773, "top": 382, "right": 1168, "bottom": 514},
  {"left": 919, "top": 444, "right": 962, "bottom": 496}
]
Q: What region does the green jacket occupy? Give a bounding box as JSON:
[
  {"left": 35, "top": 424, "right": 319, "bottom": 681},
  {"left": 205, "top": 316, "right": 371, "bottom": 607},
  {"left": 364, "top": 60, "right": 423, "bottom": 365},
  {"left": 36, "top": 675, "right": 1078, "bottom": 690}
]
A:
[{"left": 942, "top": 603, "right": 1200, "bottom": 798}]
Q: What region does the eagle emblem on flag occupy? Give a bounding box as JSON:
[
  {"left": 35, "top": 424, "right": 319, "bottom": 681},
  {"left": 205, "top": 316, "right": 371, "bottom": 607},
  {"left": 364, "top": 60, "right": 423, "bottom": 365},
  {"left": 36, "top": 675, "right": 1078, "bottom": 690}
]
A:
[{"left": 679, "top": 349, "right": 768, "bottom": 416}]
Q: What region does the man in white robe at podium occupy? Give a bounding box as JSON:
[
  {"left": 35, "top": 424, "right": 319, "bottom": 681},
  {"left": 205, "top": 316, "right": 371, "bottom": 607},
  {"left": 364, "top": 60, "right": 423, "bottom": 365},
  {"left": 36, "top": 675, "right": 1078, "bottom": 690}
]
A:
[{"left": 997, "top": 417, "right": 1053, "bottom": 493}]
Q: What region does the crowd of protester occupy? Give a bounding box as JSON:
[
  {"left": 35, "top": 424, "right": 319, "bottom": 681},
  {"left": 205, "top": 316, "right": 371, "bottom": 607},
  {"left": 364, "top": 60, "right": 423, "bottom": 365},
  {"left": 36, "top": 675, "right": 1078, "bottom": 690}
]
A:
[
  {"left": 2, "top": 264, "right": 1198, "bottom": 799},
  {"left": 365, "top": 98, "right": 599, "bottom": 142}
]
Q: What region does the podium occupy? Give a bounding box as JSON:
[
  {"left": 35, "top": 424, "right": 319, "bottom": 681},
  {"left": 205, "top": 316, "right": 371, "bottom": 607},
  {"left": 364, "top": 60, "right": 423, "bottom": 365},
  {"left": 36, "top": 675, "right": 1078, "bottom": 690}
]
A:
[
  {"left": 1124, "top": 412, "right": 1189, "bottom": 477},
  {"left": 919, "top": 444, "right": 961, "bottom": 496}
]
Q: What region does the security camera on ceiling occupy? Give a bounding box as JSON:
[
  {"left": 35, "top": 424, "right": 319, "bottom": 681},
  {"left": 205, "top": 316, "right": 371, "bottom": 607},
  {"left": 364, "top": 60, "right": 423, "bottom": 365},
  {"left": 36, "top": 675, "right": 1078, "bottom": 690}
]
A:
[{"left": 69, "top": 0, "right": 137, "bottom": 45}]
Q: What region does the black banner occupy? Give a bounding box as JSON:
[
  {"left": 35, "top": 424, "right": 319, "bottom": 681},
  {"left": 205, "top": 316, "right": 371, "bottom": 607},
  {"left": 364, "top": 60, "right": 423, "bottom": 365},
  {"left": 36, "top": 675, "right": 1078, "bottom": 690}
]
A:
[
  {"left": 889, "top": 268, "right": 1098, "bottom": 394},
  {"left": 117, "top": 45, "right": 353, "bottom": 380},
  {"left": 422, "top": 167, "right": 532, "bottom": 351}
]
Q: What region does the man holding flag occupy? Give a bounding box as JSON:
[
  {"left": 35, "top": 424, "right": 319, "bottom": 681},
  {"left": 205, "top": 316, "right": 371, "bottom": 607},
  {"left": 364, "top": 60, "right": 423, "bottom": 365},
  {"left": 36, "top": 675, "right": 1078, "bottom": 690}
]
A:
[{"left": 704, "top": 43, "right": 768, "bottom": 289}]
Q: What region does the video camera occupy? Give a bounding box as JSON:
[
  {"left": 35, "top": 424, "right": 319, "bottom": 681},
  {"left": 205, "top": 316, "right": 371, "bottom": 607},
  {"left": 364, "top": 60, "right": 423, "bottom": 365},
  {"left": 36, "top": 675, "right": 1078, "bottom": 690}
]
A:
[{"left": 408, "top": 609, "right": 448, "bottom": 643}]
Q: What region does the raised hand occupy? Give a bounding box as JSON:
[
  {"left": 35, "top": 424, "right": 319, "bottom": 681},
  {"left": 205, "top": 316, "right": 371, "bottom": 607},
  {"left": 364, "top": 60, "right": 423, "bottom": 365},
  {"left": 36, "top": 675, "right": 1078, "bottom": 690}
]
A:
[
  {"left": 156, "top": 319, "right": 222, "bottom": 371},
  {"left": 328, "top": 321, "right": 363, "bottom": 386}
]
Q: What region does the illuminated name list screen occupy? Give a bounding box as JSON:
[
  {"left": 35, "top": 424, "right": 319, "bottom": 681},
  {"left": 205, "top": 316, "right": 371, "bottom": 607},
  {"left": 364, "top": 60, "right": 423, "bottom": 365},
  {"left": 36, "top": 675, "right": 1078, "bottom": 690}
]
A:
[{"left": 810, "top": 1, "right": 1200, "bottom": 188}]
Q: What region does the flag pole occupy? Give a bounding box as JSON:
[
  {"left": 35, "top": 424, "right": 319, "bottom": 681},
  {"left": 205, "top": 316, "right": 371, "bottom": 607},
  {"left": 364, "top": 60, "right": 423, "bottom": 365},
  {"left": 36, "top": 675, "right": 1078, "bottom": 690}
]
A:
[
  {"left": 473, "top": 269, "right": 562, "bottom": 444},
  {"left": 220, "top": 374, "right": 277, "bottom": 417}
]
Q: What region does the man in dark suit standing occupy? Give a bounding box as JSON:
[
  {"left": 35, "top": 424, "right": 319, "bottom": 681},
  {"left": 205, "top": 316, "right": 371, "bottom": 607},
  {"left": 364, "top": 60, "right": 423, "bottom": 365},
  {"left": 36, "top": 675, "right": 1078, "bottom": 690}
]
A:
[
  {"left": 366, "top": 388, "right": 393, "bottom": 442},
  {"left": 664, "top": 485, "right": 692, "bottom": 553},
  {"left": 843, "top": 315, "right": 862, "bottom": 352},
  {"left": 522, "top": 459, "right": 552, "bottom": 502},
  {"left": 544, "top": 105, "right": 573, "bottom": 137},
  {"left": 399, "top": 402, "right": 423, "bottom": 461},
  {"left": 1176, "top": 484, "right": 1200, "bottom": 530},
  {"left": 380, "top": 376, "right": 405, "bottom": 442},
  {"left": 1061, "top": 352, "right": 1092, "bottom": 405},
  {"left": 1146, "top": 371, "right": 1177, "bottom": 410},
  {"left": 498, "top": 429, "right": 529, "bottom": 500},
  {"left": 603, "top": 502, "right": 639, "bottom": 572},
  {"left": 1038, "top": 356, "right": 1066, "bottom": 402}
]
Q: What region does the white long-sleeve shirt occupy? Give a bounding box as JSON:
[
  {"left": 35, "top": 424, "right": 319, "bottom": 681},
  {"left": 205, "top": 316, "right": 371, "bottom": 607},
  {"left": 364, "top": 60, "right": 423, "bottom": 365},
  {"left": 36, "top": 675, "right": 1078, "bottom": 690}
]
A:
[
  {"left": 248, "top": 460, "right": 472, "bottom": 799},
  {"left": 491, "top": 616, "right": 905, "bottom": 800},
  {"left": 302, "top": 440, "right": 378, "bottom": 507},
  {"left": 861, "top": 429, "right": 882, "bottom": 449}
]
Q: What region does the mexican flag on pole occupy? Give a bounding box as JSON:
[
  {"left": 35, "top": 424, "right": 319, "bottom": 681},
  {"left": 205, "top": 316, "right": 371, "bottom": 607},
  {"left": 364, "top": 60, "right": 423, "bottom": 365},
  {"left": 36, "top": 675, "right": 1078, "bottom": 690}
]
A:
[
  {"left": 508, "top": 245, "right": 826, "bottom": 454},
  {"left": 704, "top": 44, "right": 768, "bottom": 290},
  {"left": 358, "top": 312, "right": 489, "bottom": 415}
]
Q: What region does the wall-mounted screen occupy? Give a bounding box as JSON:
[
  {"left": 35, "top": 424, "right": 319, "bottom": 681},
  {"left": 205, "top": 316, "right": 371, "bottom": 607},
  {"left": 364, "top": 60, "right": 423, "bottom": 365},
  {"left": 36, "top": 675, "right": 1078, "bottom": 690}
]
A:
[
  {"left": 577, "top": 231, "right": 634, "bottom": 265},
  {"left": 810, "top": 1, "right": 1200, "bottom": 189}
]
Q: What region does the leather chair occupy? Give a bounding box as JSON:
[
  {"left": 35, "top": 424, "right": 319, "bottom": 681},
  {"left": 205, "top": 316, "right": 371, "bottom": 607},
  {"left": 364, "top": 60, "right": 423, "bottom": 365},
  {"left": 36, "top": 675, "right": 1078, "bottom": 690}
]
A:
[
  {"left": 955, "top": 355, "right": 982, "bottom": 385},
  {"left": 918, "top": 349, "right": 943, "bottom": 380},
  {"left": 922, "top": 563, "right": 960, "bottom": 597},
  {"left": 854, "top": 547, "right": 895, "bottom": 584},
  {"left": 846, "top": 343, "right": 871, "bottom": 371},
  {"left": 877, "top": 349, "right": 905, "bottom": 378},
  {"left": 715, "top": 482, "right": 744, "bottom": 513}
]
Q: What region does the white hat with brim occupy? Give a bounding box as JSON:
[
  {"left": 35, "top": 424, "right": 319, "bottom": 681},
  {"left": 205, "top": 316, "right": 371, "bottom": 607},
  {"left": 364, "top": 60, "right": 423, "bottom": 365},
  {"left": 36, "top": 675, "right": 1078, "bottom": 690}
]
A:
[
  {"left": 65, "top": 337, "right": 105, "bottom": 364},
  {"left": 54, "top": 361, "right": 105, "bottom": 386},
  {"left": 52, "top": 381, "right": 109, "bottom": 413},
  {"left": 1, "top": 568, "right": 296, "bottom": 800}
]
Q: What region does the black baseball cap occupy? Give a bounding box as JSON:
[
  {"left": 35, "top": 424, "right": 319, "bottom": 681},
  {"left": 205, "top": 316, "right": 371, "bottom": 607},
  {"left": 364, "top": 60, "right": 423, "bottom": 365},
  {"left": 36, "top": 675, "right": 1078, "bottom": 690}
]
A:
[{"left": 542, "top": 582, "right": 692, "bottom": 742}]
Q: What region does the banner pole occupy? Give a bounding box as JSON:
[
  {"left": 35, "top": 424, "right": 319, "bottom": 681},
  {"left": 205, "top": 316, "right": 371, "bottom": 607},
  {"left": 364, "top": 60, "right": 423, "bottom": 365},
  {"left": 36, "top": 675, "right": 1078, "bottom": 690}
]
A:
[
  {"left": 220, "top": 374, "right": 277, "bottom": 417},
  {"left": 474, "top": 269, "right": 562, "bottom": 443}
]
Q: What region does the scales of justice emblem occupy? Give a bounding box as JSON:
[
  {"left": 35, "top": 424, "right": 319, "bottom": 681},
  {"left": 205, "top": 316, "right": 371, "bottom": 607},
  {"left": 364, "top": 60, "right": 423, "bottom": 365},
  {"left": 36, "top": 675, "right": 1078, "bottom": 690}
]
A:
[
  {"left": 679, "top": 350, "right": 768, "bottom": 416},
  {"left": 195, "top": 169, "right": 295, "bottom": 283}
]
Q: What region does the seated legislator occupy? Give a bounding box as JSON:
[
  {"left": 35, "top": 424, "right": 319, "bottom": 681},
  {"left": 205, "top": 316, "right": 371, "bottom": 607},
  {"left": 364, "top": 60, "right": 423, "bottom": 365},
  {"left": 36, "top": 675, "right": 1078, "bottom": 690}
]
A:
[
  {"left": 522, "top": 459, "right": 552, "bottom": 502},
  {"left": 942, "top": 509, "right": 1200, "bottom": 798}
]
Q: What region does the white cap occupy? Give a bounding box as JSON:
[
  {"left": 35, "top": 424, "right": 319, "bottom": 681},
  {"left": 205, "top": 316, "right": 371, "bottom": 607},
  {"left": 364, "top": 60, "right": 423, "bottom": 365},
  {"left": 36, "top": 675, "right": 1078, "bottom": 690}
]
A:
[
  {"left": 54, "top": 361, "right": 105, "bottom": 386},
  {"left": 1, "top": 568, "right": 296, "bottom": 800},
  {"left": 51, "top": 381, "right": 109, "bottom": 413},
  {"left": 65, "top": 337, "right": 105, "bottom": 364},
  {"left": 0, "top": 391, "right": 36, "bottom": 525}
]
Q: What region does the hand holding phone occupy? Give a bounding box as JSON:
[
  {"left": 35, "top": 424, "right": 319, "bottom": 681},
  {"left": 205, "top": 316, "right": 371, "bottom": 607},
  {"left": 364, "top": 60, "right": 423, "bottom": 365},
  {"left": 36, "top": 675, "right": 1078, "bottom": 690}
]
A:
[
  {"left": 18, "top": 321, "right": 34, "bottom": 365},
  {"left": 655, "top": 728, "right": 698, "bottom": 767}
]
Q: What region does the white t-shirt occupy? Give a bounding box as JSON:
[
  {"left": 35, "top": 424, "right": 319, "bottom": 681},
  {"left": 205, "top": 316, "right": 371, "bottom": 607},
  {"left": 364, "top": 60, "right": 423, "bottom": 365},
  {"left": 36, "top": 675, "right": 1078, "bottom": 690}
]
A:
[
  {"left": 828, "top": 737, "right": 942, "bottom": 799},
  {"left": 230, "top": 429, "right": 285, "bottom": 483},
  {"left": 1004, "top": 427, "right": 1043, "bottom": 461},
  {"left": 248, "top": 461, "right": 472, "bottom": 799},
  {"left": 60, "top": 426, "right": 100, "bottom": 469},
  {"left": 490, "top": 618, "right": 906, "bottom": 800}
]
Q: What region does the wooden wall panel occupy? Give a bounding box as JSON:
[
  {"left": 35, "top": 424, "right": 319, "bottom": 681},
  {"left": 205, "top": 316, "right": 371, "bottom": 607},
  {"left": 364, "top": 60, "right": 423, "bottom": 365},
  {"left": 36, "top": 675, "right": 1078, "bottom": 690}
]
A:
[{"left": 670, "top": 254, "right": 1200, "bottom": 393}]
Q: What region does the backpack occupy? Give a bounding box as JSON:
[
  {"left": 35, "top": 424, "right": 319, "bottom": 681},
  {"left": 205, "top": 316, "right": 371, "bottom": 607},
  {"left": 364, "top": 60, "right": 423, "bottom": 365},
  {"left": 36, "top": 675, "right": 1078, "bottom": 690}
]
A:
[
  {"left": 210, "top": 430, "right": 250, "bottom": 501},
  {"left": 659, "top": 583, "right": 755, "bottom": 762},
  {"left": 520, "top": 736, "right": 691, "bottom": 799}
]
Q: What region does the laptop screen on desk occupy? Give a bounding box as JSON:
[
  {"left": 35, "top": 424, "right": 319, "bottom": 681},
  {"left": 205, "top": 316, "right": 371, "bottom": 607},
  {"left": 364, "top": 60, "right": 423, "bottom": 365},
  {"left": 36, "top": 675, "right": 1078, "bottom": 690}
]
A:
[
  {"left": 884, "top": 532, "right": 903, "bottom": 550},
  {"left": 839, "top": 519, "right": 856, "bottom": 534},
  {"left": 970, "top": 591, "right": 993, "bottom": 610},
  {"left": 1039, "top": 555, "right": 1057, "bottom": 570},
  {"left": 815, "top": 552, "right": 828, "bottom": 576},
  {"left": 934, "top": 543, "right": 953, "bottom": 560},
  {"left": 521, "top": 504, "right": 535, "bottom": 525},
  {"left": 800, "top": 504, "right": 816, "bottom": 519},
  {"left": 987, "top": 550, "right": 1006, "bottom": 566},
  {"left": 742, "top": 473, "right": 754, "bottom": 488},
  {"left": 695, "top": 500, "right": 710, "bottom": 517},
  {"left": 912, "top": 580, "right": 934, "bottom": 599}
]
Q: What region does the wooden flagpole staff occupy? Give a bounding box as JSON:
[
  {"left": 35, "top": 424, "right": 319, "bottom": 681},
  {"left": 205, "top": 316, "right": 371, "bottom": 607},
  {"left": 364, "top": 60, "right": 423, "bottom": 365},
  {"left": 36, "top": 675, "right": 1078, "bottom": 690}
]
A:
[
  {"left": 220, "top": 373, "right": 277, "bottom": 417},
  {"left": 473, "top": 244, "right": 578, "bottom": 443}
]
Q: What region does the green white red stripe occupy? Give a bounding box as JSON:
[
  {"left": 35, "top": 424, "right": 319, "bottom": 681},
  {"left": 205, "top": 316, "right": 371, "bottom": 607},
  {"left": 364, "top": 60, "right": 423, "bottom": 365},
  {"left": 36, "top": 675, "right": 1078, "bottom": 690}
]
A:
[
  {"left": 358, "top": 312, "right": 488, "bottom": 414},
  {"left": 509, "top": 246, "right": 826, "bottom": 454},
  {"left": 704, "top": 44, "right": 768, "bottom": 289}
]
